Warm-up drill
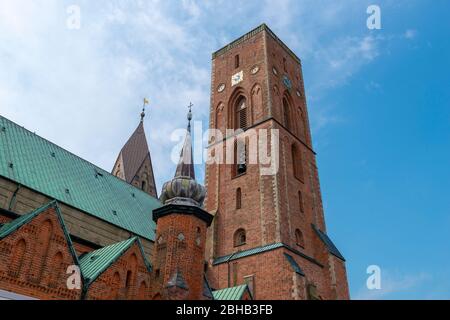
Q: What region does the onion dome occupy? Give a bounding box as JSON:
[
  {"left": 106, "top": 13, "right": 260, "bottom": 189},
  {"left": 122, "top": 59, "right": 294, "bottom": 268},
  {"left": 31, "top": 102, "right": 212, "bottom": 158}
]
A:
[{"left": 160, "top": 104, "right": 206, "bottom": 207}]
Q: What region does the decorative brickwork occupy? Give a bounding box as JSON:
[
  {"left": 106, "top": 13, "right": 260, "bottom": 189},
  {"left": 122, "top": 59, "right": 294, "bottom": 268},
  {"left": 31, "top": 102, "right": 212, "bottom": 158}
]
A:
[{"left": 205, "top": 24, "right": 349, "bottom": 299}]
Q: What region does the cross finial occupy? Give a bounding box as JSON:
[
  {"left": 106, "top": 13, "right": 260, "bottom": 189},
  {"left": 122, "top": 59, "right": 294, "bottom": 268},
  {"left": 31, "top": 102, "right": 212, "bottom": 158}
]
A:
[{"left": 141, "top": 98, "right": 149, "bottom": 121}]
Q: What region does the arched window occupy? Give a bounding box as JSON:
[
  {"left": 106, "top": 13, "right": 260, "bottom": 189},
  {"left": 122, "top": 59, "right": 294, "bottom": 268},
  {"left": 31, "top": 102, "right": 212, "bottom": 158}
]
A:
[
  {"left": 235, "top": 96, "right": 247, "bottom": 130},
  {"left": 9, "top": 238, "right": 26, "bottom": 278},
  {"left": 298, "top": 191, "right": 304, "bottom": 213},
  {"left": 138, "top": 281, "right": 148, "bottom": 300},
  {"left": 235, "top": 54, "right": 240, "bottom": 69},
  {"left": 295, "top": 229, "right": 305, "bottom": 248},
  {"left": 291, "top": 144, "right": 304, "bottom": 182},
  {"left": 141, "top": 180, "right": 147, "bottom": 191},
  {"left": 48, "top": 252, "right": 63, "bottom": 287},
  {"left": 298, "top": 107, "right": 308, "bottom": 141},
  {"left": 234, "top": 138, "right": 247, "bottom": 176},
  {"left": 31, "top": 220, "right": 53, "bottom": 282},
  {"left": 283, "top": 57, "right": 287, "bottom": 72},
  {"left": 236, "top": 188, "right": 242, "bottom": 209},
  {"left": 283, "top": 97, "right": 291, "bottom": 131},
  {"left": 111, "top": 272, "right": 121, "bottom": 299},
  {"left": 234, "top": 229, "right": 246, "bottom": 247}
]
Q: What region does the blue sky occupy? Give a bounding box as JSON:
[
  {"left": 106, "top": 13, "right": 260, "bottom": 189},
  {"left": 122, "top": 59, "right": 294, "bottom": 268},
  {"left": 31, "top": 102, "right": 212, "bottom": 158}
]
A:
[{"left": 0, "top": 0, "right": 449, "bottom": 299}]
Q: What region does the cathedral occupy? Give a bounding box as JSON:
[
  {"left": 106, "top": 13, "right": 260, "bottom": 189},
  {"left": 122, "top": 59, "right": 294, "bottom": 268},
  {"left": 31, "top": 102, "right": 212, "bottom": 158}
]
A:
[{"left": 0, "top": 24, "right": 349, "bottom": 300}]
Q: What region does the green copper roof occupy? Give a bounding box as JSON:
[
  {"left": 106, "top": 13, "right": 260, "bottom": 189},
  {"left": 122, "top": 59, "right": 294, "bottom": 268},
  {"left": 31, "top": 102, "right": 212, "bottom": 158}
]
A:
[
  {"left": 212, "top": 284, "right": 251, "bottom": 300},
  {"left": 0, "top": 115, "right": 160, "bottom": 241},
  {"left": 312, "top": 224, "right": 345, "bottom": 261},
  {"left": 79, "top": 236, "right": 151, "bottom": 286},
  {"left": 0, "top": 201, "right": 51, "bottom": 239}
]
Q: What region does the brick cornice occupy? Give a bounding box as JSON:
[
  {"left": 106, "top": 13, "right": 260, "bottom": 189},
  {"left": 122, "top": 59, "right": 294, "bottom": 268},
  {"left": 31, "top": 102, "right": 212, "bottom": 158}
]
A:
[{"left": 153, "top": 204, "right": 214, "bottom": 227}]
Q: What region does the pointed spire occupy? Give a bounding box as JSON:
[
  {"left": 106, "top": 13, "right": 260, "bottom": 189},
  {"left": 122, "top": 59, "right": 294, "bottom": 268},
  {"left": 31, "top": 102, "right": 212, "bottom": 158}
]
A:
[
  {"left": 187, "top": 102, "right": 193, "bottom": 132},
  {"left": 174, "top": 103, "right": 195, "bottom": 179},
  {"left": 159, "top": 104, "right": 205, "bottom": 206},
  {"left": 111, "top": 98, "right": 157, "bottom": 198}
]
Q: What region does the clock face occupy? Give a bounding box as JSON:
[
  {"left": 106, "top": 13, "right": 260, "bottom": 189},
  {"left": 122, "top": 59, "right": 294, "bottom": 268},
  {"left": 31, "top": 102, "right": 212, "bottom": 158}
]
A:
[
  {"left": 250, "top": 65, "right": 259, "bottom": 75},
  {"left": 272, "top": 67, "right": 278, "bottom": 75},
  {"left": 231, "top": 70, "right": 243, "bottom": 86},
  {"left": 217, "top": 83, "right": 226, "bottom": 93},
  {"left": 283, "top": 75, "right": 292, "bottom": 89}
]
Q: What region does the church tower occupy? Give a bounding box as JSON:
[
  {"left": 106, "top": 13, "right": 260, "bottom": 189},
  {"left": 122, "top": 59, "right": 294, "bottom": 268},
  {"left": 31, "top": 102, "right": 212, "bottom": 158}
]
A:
[
  {"left": 205, "top": 24, "right": 349, "bottom": 299},
  {"left": 152, "top": 107, "right": 213, "bottom": 300},
  {"left": 112, "top": 103, "right": 157, "bottom": 197}
]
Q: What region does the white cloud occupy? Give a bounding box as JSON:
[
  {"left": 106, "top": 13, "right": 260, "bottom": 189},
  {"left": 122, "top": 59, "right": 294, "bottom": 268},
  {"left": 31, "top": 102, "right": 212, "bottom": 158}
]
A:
[{"left": 0, "top": 0, "right": 407, "bottom": 191}]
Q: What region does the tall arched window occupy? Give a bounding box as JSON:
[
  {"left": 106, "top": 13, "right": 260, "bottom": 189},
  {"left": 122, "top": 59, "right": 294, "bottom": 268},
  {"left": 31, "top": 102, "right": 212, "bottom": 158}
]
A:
[
  {"left": 298, "top": 191, "right": 304, "bottom": 213},
  {"left": 234, "top": 228, "right": 246, "bottom": 247},
  {"left": 9, "top": 238, "right": 27, "bottom": 278},
  {"left": 138, "top": 281, "right": 148, "bottom": 300},
  {"left": 235, "top": 54, "right": 240, "bottom": 69},
  {"left": 234, "top": 138, "right": 247, "bottom": 176},
  {"left": 283, "top": 97, "right": 291, "bottom": 131},
  {"left": 236, "top": 188, "right": 242, "bottom": 209},
  {"left": 48, "top": 252, "right": 63, "bottom": 287},
  {"left": 295, "top": 229, "right": 305, "bottom": 248},
  {"left": 31, "top": 220, "right": 53, "bottom": 282},
  {"left": 298, "top": 107, "right": 308, "bottom": 141},
  {"left": 291, "top": 144, "right": 304, "bottom": 182},
  {"left": 141, "top": 180, "right": 147, "bottom": 191},
  {"left": 235, "top": 96, "right": 247, "bottom": 130}
]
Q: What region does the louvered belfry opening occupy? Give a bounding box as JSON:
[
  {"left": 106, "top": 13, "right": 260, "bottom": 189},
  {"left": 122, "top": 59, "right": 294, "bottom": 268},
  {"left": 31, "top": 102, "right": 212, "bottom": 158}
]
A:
[{"left": 235, "top": 96, "right": 247, "bottom": 130}]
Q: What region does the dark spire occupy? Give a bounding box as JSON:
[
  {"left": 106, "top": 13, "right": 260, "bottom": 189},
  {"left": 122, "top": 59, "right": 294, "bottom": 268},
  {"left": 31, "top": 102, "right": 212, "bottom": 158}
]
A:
[
  {"left": 159, "top": 104, "right": 205, "bottom": 207},
  {"left": 174, "top": 103, "right": 195, "bottom": 179},
  {"left": 187, "top": 102, "right": 193, "bottom": 132},
  {"left": 111, "top": 98, "right": 157, "bottom": 198}
]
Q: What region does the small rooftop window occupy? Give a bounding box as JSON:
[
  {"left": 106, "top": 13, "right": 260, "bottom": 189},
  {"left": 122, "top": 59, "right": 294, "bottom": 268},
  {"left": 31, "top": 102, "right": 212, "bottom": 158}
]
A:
[{"left": 94, "top": 169, "right": 104, "bottom": 178}]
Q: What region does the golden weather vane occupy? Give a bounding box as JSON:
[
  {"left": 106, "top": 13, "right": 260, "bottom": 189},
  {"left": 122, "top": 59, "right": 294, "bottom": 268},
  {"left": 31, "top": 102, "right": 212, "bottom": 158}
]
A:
[{"left": 141, "top": 98, "right": 149, "bottom": 121}]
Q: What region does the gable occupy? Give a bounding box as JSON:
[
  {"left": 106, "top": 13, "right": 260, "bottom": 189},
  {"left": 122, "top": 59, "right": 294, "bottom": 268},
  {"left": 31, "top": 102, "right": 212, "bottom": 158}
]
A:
[
  {"left": 0, "top": 201, "right": 79, "bottom": 266},
  {"left": 0, "top": 201, "right": 81, "bottom": 299}
]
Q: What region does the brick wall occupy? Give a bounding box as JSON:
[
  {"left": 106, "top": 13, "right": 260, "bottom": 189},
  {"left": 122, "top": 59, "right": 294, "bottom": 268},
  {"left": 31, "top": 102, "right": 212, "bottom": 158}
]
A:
[{"left": 85, "top": 243, "right": 152, "bottom": 300}]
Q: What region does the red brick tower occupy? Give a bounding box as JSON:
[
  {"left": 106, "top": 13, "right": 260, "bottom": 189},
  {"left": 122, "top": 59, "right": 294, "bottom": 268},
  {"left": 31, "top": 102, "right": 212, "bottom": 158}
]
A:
[
  {"left": 205, "top": 24, "right": 349, "bottom": 299},
  {"left": 152, "top": 107, "right": 213, "bottom": 300}
]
